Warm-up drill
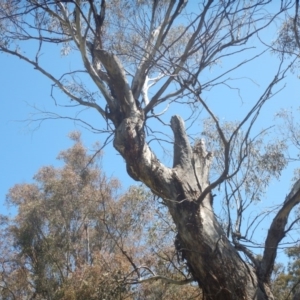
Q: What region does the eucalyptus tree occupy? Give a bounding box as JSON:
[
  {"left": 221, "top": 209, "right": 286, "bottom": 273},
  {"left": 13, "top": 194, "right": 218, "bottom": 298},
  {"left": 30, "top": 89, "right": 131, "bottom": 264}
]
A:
[
  {"left": 0, "top": 132, "right": 201, "bottom": 299},
  {"left": 1, "top": 1, "right": 300, "bottom": 299}
]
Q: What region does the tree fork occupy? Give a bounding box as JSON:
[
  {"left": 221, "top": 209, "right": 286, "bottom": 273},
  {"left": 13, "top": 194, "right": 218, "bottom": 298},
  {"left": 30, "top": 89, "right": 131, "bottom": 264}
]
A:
[{"left": 114, "top": 114, "right": 272, "bottom": 299}]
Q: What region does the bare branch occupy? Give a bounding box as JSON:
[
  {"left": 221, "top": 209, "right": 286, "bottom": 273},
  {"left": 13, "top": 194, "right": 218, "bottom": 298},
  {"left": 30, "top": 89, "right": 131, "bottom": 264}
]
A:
[
  {"left": 134, "top": 274, "right": 194, "bottom": 285},
  {"left": 260, "top": 179, "right": 300, "bottom": 281},
  {"left": 294, "top": 0, "right": 300, "bottom": 49},
  {"left": 0, "top": 47, "right": 107, "bottom": 118}
]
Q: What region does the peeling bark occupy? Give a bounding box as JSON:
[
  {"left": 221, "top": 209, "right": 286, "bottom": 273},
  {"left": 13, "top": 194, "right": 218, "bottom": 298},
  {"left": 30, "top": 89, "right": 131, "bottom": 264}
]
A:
[
  {"left": 3, "top": 1, "right": 298, "bottom": 298},
  {"left": 114, "top": 112, "right": 272, "bottom": 299}
]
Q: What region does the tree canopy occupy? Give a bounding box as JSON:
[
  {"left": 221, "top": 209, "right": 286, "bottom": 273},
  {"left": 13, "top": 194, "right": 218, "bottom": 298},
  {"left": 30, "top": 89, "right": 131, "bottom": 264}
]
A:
[
  {"left": 1, "top": 1, "right": 300, "bottom": 299},
  {"left": 0, "top": 132, "right": 202, "bottom": 299}
]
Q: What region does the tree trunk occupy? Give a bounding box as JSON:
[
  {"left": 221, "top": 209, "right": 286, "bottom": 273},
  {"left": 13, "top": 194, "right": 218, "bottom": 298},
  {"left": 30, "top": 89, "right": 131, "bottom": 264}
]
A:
[{"left": 113, "top": 113, "right": 274, "bottom": 300}]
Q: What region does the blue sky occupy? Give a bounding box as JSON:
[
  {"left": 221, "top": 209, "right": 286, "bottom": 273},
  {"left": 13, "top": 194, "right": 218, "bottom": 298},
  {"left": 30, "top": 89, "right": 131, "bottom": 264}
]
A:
[
  {"left": 0, "top": 52, "right": 136, "bottom": 208},
  {"left": 1, "top": 2, "right": 300, "bottom": 264}
]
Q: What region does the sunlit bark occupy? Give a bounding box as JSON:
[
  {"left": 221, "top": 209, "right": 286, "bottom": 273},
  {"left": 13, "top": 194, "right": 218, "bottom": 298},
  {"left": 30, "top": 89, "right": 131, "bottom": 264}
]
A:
[{"left": 1, "top": 1, "right": 300, "bottom": 299}]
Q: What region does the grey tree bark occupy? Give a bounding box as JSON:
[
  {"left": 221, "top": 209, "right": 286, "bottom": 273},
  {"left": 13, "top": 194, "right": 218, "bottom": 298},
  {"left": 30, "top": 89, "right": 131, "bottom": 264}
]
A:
[
  {"left": 1, "top": 1, "right": 300, "bottom": 299},
  {"left": 103, "top": 48, "right": 300, "bottom": 298},
  {"left": 113, "top": 110, "right": 273, "bottom": 299}
]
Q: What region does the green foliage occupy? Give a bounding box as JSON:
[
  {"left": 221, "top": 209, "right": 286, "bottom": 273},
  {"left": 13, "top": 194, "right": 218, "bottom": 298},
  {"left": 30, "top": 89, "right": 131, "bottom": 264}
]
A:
[
  {"left": 0, "top": 132, "right": 201, "bottom": 299},
  {"left": 201, "top": 118, "right": 288, "bottom": 236},
  {"left": 272, "top": 247, "right": 300, "bottom": 300}
]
